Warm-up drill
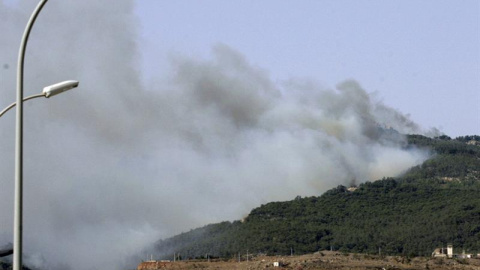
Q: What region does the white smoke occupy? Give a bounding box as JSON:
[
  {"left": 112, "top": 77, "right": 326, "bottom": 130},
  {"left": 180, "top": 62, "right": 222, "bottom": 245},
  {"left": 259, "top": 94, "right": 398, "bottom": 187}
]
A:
[{"left": 0, "top": 1, "right": 431, "bottom": 269}]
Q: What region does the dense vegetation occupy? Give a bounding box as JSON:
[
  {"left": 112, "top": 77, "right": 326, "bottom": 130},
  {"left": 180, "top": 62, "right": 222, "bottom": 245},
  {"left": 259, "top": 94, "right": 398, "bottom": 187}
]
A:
[{"left": 154, "top": 135, "right": 480, "bottom": 259}]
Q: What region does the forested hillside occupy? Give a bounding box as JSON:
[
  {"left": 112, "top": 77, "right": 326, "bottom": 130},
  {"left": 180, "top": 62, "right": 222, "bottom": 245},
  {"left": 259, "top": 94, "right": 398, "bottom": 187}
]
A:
[{"left": 154, "top": 135, "right": 480, "bottom": 259}]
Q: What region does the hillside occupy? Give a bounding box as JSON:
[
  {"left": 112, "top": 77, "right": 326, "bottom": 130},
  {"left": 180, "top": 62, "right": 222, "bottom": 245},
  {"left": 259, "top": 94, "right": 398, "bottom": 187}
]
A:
[{"left": 153, "top": 135, "right": 480, "bottom": 259}]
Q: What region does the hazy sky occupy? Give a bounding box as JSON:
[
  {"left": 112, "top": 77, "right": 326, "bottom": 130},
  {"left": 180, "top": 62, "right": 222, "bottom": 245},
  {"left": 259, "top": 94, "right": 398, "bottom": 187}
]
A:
[
  {"left": 0, "top": 1, "right": 478, "bottom": 270},
  {"left": 136, "top": 0, "right": 479, "bottom": 137}
]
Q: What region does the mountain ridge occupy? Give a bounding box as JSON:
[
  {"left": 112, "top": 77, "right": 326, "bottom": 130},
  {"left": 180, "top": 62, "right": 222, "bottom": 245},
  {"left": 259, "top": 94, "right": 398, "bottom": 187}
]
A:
[{"left": 152, "top": 134, "right": 480, "bottom": 259}]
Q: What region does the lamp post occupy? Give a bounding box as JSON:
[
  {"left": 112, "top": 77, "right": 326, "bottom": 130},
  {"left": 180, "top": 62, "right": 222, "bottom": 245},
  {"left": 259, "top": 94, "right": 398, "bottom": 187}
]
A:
[
  {"left": 0, "top": 80, "right": 79, "bottom": 118},
  {"left": 0, "top": 82, "right": 78, "bottom": 263},
  {"left": 12, "top": 1, "right": 78, "bottom": 270}
]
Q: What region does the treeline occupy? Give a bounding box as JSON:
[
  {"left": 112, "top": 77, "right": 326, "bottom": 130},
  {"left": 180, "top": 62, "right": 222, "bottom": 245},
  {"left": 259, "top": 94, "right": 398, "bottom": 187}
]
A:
[
  {"left": 404, "top": 135, "right": 480, "bottom": 186},
  {"left": 154, "top": 135, "right": 480, "bottom": 259}
]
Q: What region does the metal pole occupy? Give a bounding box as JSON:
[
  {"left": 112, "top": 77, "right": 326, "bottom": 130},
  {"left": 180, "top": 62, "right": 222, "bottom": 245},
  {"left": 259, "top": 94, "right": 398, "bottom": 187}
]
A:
[
  {"left": 14, "top": 1, "right": 48, "bottom": 270},
  {"left": 0, "top": 94, "right": 45, "bottom": 118}
]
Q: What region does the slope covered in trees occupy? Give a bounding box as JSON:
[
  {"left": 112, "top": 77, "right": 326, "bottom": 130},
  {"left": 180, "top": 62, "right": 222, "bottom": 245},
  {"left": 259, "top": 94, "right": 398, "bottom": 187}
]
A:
[{"left": 154, "top": 135, "right": 480, "bottom": 259}]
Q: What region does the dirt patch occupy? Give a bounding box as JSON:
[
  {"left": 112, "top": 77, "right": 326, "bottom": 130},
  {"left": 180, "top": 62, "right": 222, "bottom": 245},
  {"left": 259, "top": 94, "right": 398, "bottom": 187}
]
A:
[{"left": 135, "top": 251, "right": 480, "bottom": 269}]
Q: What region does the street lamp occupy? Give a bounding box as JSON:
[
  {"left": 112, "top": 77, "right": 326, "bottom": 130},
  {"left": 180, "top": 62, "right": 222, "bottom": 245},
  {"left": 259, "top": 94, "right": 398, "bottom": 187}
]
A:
[
  {"left": 11, "top": 1, "right": 78, "bottom": 270},
  {"left": 0, "top": 80, "right": 78, "bottom": 261},
  {"left": 0, "top": 80, "right": 79, "bottom": 118},
  {"left": 0, "top": 82, "right": 78, "bottom": 264}
]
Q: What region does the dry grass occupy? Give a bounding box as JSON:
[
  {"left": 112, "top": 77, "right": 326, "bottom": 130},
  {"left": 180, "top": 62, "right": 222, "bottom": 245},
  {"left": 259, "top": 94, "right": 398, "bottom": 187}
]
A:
[{"left": 134, "top": 251, "right": 480, "bottom": 269}]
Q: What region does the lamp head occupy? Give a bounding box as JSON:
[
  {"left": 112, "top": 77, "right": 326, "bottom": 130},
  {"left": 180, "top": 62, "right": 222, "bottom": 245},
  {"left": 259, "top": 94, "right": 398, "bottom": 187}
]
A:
[{"left": 43, "top": 80, "right": 79, "bottom": 98}]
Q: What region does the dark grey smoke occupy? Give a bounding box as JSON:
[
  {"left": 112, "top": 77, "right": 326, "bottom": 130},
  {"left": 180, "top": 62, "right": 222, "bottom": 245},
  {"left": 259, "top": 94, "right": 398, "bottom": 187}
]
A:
[{"left": 1, "top": 1, "right": 432, "bottom": 270}]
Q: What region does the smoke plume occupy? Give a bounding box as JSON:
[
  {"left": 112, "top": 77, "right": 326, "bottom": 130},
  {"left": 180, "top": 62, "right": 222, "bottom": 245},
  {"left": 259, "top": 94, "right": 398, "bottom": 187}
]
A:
[{"left": 1, "top": 1, "right": 430, "bottom": 269}]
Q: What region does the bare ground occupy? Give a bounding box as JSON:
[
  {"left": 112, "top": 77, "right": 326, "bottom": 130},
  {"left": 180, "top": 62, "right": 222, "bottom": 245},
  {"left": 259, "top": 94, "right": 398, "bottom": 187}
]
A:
[{"left": 135, "top": 251, "right": 480, "bottom": 269}]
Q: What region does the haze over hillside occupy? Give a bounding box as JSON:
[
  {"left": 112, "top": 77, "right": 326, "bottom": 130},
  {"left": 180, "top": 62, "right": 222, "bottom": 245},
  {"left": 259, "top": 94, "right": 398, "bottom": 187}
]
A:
[{"left": 150, "top": 136, "right": 480, "bottom": 262}]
